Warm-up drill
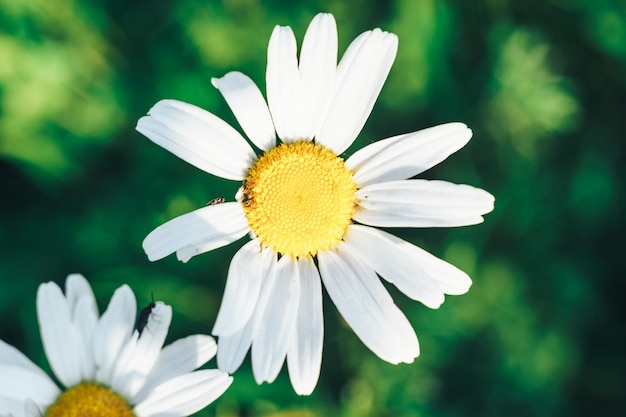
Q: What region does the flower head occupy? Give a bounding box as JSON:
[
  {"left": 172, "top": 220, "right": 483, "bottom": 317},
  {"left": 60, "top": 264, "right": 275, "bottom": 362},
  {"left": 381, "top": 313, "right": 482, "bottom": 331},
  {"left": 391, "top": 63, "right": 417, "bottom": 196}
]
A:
[
  {"left": 137, "top": 13, "right": 494, "bottom": 395},
  {"left": 0, "top": 274, "right": 232, "bottom": 417}
]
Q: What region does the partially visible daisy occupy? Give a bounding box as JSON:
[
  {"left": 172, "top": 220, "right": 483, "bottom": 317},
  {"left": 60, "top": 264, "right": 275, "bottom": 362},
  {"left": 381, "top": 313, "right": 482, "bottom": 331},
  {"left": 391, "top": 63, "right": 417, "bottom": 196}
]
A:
[
  {"left": 0, "top": 274, "right": 232, "bottom": 417},
  {"left": 137, "top": 13, "right": 494, "bottom": 395}
]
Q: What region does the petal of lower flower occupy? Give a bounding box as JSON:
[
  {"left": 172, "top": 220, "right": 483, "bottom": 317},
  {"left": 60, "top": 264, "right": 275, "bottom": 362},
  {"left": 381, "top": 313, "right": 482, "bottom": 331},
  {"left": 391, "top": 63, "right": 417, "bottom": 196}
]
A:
[
  {"left": 134, "top": 335, "right": 217, "bottom": 404},
  {"left": 64, "top": 274, "right": 98, "bottom": 318},
  {"left": 73, "top": 296, "right": 98, "bottom": 380},
  {"left": 36, "top": 282, "right": 84, "bottom": 387},
  {"left": 133, "top": 370, "right": 232, "bottom": 417},
  {"left": 112, "top": 303, "right": 172, "bottom": 401},
  {"left": 92, "top": 285, "right": 136, "bottom": 384},
  {"left": 0, "top": 340, "right": 50, "bottom": 380},
  {"left": 0, "top": 365, "right": 59, "bottom": 406}
]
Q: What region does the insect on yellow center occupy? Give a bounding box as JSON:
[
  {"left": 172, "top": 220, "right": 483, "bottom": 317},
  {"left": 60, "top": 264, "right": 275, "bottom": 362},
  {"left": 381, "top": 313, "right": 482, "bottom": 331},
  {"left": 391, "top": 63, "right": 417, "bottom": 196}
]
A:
[
  {"left": 46, "top": 383, "right": 134, "bottom": 417},
  {"left": 242, "top": 142, "right": 357, "bottom": 258}
]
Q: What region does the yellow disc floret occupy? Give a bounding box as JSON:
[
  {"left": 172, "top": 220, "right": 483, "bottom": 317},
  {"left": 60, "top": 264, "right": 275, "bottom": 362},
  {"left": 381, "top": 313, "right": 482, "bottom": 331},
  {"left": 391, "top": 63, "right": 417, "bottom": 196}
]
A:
[
  {"left": 46, "top": 383, "right": 134, "bottom": 417},
  {"left": 243, "top": 142, "right": 357, "bottom": 257}
]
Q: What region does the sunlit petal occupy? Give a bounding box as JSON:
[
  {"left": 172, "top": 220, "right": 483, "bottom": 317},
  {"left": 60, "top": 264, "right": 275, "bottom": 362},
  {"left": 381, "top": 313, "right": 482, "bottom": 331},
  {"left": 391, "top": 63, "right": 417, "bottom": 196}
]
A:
[
  {"left": 346, "top": 123, "right": 472, "bottom": 187},
  {"left": 212, "top": 71, "right": 276, "bottom": 151}
]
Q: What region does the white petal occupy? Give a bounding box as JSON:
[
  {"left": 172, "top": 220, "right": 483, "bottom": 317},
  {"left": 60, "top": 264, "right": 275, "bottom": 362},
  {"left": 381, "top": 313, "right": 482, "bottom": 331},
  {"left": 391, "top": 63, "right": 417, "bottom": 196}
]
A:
[
  {"left": 36, "top": 282, "right": 83, "bottom": 387},
  {"left": 73, "top": 296, "right": 98, "bottom": 380},
  {"left": 251, "top": 255, "right": 300, "bottom": 383},
  {"left": 298, "top": 13, "right": 337, "bottom": 139},
  {"left": 135, "top": 335, "right": 217, "bottom": 403},
  {"left": 112, "top": 303, "right": 172, "bottom": 401},
  {"left": 64, "top": 274, "right": 97, "bottom": 318},
  {"left": 346, "top": 123, "right": 472, "bottom": 187},
  {"left": 212, "top": 239, "right": 272, "bottom": 336},
  {"left": 316, "top": 29, "right": 398, "bottom": 154},
  {"left": 0, "top": 396, "right": 25, "bottom": 417},
  {"left": 216, "top": 249, "right": 278, "bottom": 373},
  {"left": 212, "top": 71, "right": 276, "bottom": 151},
  {"left": 142, "top": 203, "right": 249, "bottom": 262},
  {"left": 93, "top": 285, "right": 136, "bottom": 385},
  {"left": 24, "top": 399, "right": 43, "bottom": 417},
  {"left": 266, "top": 25, "right": 302, "bottom": 142},
  {"left": 0, "top": 365, "right": 59, "bottom": 404},
  {"left": 286, "top": 257, "right": 323, "bottom": 396},
  {"left": 318, "top": 244, "right": 419, "bottom": 364},
  {"left": 347, "top": 225, "right": 471, "bottom": 296},
  {"left": 343, "top": 225, "right": 444, "bottom": 308},
  {"left": 134, "top": 370, "right": 232, "bottom": 417},
  {"left": 0, "top": 340, "right": 47, "bottom": 379},
  {"left": 355, "top": 179, "right": 495, "bottom": 227},
  {"left": 136, "top": 99, "right": 256, "bottom": 181},
  {"left": 63, "top": 273, "right": 98, "bottom": 382}
]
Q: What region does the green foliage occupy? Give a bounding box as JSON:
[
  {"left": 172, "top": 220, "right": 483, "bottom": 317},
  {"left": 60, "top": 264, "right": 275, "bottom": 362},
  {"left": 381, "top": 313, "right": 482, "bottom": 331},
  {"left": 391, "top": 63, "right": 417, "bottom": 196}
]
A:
[{"left": 1, "top": 0, "right": 625, "bottom": 416}]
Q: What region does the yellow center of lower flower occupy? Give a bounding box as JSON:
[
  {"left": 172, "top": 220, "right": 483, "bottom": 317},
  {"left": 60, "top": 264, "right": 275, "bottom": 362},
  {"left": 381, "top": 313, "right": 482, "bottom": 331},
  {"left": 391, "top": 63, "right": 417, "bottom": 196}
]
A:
[
  {"left": 242, "top": 142, "right": 357, "bottom": 257},
  {"left": 46, "top": 383, "right": 134, "bottom": 417}
]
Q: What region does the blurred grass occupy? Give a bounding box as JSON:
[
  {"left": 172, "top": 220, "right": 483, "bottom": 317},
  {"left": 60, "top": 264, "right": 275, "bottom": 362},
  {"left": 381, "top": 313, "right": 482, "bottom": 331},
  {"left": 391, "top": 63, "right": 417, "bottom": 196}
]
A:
[{"left": 1, "top": 0, "right": 625, "bottom": 416}]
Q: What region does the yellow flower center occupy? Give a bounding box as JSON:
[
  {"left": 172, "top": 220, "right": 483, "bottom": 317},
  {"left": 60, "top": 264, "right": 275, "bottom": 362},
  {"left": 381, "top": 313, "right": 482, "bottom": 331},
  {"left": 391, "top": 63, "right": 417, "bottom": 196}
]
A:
[
  {"left": 46, "top": 383, "right": 134, "bottom": 417},
  {"left": 242, "top": 142, "right": 357, "bottom": 257}
]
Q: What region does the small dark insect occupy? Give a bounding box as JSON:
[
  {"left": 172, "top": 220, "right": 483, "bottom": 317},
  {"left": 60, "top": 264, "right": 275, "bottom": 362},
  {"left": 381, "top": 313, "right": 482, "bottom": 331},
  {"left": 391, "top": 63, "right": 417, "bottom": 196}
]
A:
[
  {"left": 135, "top": 292, "right": 156, "bottom": 337},
  {"left": 207, "top": 196, "right": 226, "bottom": 205}
]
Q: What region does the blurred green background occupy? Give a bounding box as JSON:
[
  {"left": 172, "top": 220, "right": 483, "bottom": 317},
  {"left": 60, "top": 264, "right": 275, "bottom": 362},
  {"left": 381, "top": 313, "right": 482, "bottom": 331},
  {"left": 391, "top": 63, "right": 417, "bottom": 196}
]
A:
[{"left": 1, "top": 0, "right": 624, "bottom": 415}]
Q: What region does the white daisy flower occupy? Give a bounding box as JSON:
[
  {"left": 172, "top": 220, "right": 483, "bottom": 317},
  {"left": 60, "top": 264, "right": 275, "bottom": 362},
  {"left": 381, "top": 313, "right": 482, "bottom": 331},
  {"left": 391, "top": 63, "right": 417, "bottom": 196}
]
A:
[
  {"left": 0, "top": 274, "right": 232, "bottom": 417},
  {"left": 137, "top": 13, "right": 494, "bottom": 395}
]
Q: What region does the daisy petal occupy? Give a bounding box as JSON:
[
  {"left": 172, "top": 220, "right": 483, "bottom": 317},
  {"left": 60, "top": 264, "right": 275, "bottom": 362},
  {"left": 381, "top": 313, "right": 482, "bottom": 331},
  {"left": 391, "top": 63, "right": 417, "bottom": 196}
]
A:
[
  {"left": 93, "top": 285, "right": 136, "bottom": 384},
  {"left": 113, "top": 303, "right": 173, "bottom": 400},
  {"left": 343, "top": 225, "right": 444, "bottom": 308},
  {"left": 346, "top": 123, "right": 472, "bottom": 187},
  {"left": 212, "top": 239, "right": 272, "bottom": 336},
  {"left": 73, "top": 296, "right": 98, "bottom": 380},
  {"left": 318, "top": 244, "right": 419, "bottom": 364},
  {"left": 136, "top": 99, "right": 256, "bottom": 181},
  {"left": 36, "top": 282, "right": 83, "bottom": 387},
  {"left": 251, "top": 255, "right": 300, "bottom": 384},
  {"left": 266, "top": 25, "right": 302, "bottom": 142},
  {"left": 287, "top": 257, "right": 324, "bottom": 396},
  {"left": 24, "top": 399, "right": 44, "bottom": 417},
  {"left": 347, "top": 225, "right": 472, "bottom": 296},
  {"left": 0, "top": 365, "right": 59, "bottom": 404},
  {"left": 215, "top": 323, "right": 254, "bottom": 375},
  {"left": 134, "top": 370, "right": 232, "bottom": 417},
  {"left": 135, "top": 335, "right": 217, "bottom": 403},
  {"left": 355, "top": 180, "right": 496, "bottom": 227},
  {"left": 0, "top": 396, "right": 25, "bottom": 417},
  {"left": 142, "top": 203, "right": 249, "bottom": 262},
  {"left": 217, "top": 251, "right": 278, "bottom": 373},
  {"left": 212, "top": 71, "right": 276, "bottom": 151},
  {"left": 316, "top": 29, "right": 398, "bottom": 154},
  {"left": 298, "top": 13, "right": 337, "bottom": 139},
  {"left": 0, "top": 340, "right": 47, "bottom": 378},
  {"left": 64, "top": 273, "right": 97, "bottom": 317}
]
